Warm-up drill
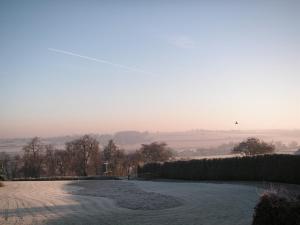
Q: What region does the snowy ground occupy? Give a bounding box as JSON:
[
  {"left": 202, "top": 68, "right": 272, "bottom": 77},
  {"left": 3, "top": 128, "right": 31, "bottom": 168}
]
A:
[{"left": 0, "top": 180, "right": 265, "bottom": 225}]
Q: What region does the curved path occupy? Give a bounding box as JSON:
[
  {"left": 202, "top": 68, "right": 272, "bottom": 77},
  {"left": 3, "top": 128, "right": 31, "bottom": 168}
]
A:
[{"left": 0, "top": 180, "right": 263, "bottom": 225}]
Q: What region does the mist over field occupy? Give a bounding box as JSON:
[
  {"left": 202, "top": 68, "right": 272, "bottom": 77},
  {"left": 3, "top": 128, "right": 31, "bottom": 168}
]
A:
[{"left": 1, "top": 129, "right": 299, "bottom": 156}]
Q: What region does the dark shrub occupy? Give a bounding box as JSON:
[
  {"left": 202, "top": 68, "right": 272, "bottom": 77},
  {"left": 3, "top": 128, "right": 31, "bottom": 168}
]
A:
[
  {"left": 232, "top": 137, "right": 275, "bottom": 156},
  {"left": 0, "top": 182, "right": 3, "bottom": 187},
  {"left": 252, "top": 191, "right": 300, "bottom": 225}
]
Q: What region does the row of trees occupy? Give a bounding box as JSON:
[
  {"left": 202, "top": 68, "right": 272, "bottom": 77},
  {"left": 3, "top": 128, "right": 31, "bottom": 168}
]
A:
[
  {"left": 0, "top": 136, "right": 282, "bottom": 179},
  {"left": 0, "top": 135, "right": 173, "bottom": 179}
]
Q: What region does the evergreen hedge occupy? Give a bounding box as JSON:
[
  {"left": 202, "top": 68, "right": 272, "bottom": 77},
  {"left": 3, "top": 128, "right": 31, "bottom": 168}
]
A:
[{"left": 138, "top": 154, "right": 300, "bottom": 184}]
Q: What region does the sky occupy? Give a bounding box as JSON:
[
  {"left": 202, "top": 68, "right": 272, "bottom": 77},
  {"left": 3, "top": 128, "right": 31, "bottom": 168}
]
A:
[{"left": 0, "top": 0, "right": 300, "bottom": 138}]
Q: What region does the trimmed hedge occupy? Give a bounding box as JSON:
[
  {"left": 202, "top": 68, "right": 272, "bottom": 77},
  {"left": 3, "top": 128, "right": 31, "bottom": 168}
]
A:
[{"left": 138, "top": 154, "right": 300, "bottom": 184}]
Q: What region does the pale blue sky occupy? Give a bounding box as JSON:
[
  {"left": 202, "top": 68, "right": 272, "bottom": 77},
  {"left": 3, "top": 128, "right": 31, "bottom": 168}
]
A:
[{"left": 0, "top": 1, "right": 299, "bottom": 138}]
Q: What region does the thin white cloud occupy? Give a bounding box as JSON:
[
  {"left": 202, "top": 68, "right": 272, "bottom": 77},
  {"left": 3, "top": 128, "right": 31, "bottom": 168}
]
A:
[
  {"left": 48, "top": 48, "right": 155, "bottom": 75},
  {"left": 167, "top": 35, "right": 196, "bottom": 49}
]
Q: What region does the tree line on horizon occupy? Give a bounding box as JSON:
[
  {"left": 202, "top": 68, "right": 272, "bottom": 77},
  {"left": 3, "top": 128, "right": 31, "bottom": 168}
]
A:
[
  {"left": 1, "top": 136, "right": 296, "bottom": 180},
  {"left": 0, "top": 135, "right": 173, "bottom": 179}
]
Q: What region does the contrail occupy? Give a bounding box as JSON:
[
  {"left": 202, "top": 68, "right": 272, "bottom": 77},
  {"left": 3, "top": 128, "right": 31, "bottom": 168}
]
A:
[{"left": 48, "top": 48, "right": 155, "bottom": 75}]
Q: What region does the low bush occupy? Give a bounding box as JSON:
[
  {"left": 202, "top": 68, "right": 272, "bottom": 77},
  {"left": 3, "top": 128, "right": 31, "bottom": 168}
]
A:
[
  {"left": 252, "top": 190, "right": 300, "bottom": 225},
  {"left": 0, "top": 182, "right": 4, "bottom": 187},
  {"left": 138, "top": 154, "right": 300, "bottom": 184}
]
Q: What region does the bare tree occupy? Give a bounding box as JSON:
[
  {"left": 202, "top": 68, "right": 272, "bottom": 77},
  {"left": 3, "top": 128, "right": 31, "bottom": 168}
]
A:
[
  {"left": 10, "top": 155, "right": 22, "bottom": 178},
  {"left": 88, "top": 145, "right": 102, "bottom": 175},
  {"left": 22, "top": 137, "right": 45, "bottom": 178},
  {"left": 66, "top": 135, "right": 100, "bottom": 176},
  {"left": 127, "top": 150, "right": 143, "bottom": 166},
  {"left": 139, "top": 142, "right": 173, "bottom": 163},
  {"left": 103, "top": 139, "right": 118, "bottom": 162},
  {"left": 103, "top": 140, "right": 127, "bottom": 176},
  {"left": 55, "top": 150, "right": 69, "bottom": 176},
  {"left": 0, "top": 152, "right": 10, "bottom": 179},
  {"left": 44, "top": 145, "right": 58, "bottom": 176},
  {"left": 111, "top": 149, "right": 126, "bottom": 176}
]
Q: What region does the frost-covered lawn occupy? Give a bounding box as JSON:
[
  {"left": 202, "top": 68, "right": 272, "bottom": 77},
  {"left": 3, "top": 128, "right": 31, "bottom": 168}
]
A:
[{"left": 0, "top": 180, "right": 264, "bottom": 225}]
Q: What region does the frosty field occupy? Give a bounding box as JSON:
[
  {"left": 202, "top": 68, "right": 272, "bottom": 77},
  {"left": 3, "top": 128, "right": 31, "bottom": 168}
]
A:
[{"left": 0, "top": 180, "right": 263, "bottom": 225}]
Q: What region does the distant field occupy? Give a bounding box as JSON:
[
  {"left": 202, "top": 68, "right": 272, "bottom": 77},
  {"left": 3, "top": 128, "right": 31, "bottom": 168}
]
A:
[{"left": 0, "top": 180, "right": 265, "bottom": 225}]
